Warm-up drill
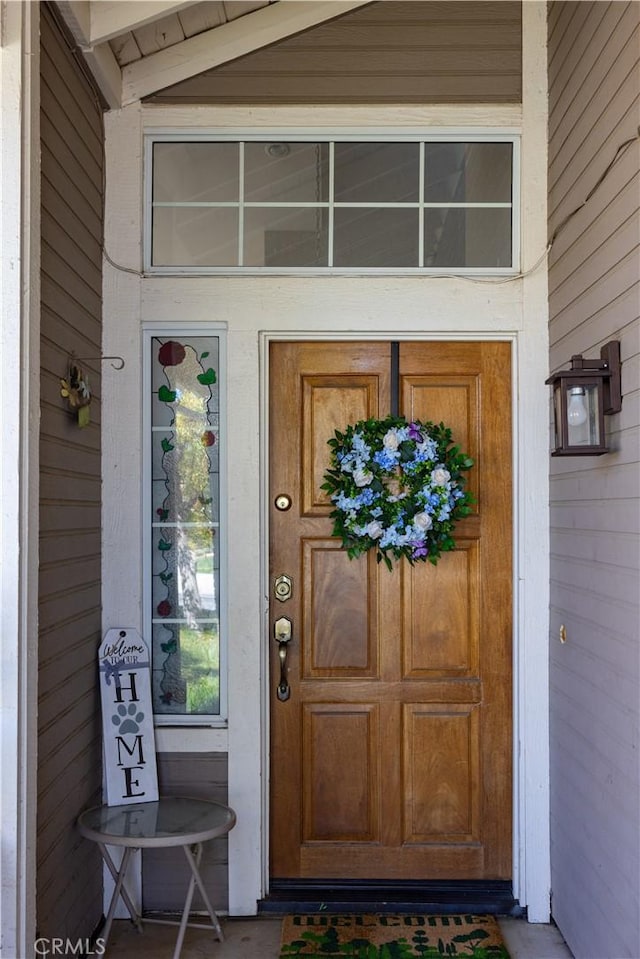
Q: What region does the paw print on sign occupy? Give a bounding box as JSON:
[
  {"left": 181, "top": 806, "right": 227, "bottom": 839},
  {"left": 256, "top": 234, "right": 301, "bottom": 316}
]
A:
[{"left": 112, "top": 703, "right": 144, "bottom": 735}]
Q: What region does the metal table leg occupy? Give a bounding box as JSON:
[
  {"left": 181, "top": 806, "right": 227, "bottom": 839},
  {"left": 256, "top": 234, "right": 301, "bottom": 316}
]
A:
[
  {"left": 171, "top": 843, "right": 223, "bottom": 959},
  {"left": 98, "top": 843, "right": 143, "bottom": 945}
]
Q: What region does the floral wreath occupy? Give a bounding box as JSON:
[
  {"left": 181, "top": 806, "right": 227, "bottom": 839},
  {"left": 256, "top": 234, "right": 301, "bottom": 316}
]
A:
[{"left": 322, "top": 415, "right": 474, "bottom": 569}]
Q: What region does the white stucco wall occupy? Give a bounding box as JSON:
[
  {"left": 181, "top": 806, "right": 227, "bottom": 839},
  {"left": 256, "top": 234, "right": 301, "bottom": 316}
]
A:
[{"left": 101, "top": 5, "right": 550, "bottom": 920}]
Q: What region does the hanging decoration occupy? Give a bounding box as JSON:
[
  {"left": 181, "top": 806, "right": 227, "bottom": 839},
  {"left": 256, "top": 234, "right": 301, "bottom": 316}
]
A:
[
  {"left": 60, "top": 361, "right": 92, "bottom": 428},
  {"left": 322, "top": 415, "right": 474, "bottom": 569},
  {"left": 60, "top": 354, "right": 124, "bottom": 428}
]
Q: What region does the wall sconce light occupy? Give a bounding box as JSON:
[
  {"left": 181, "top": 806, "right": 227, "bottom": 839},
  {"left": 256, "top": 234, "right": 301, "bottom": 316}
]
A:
[{"left": 545, "top": 341, "right": 622, "bottom": 455}]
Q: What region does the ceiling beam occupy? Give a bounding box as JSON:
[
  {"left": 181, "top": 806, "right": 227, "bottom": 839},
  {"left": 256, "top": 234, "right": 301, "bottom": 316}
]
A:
[
  {"left": 88, "top": 1, "right": 202, "bottom": 46},
  {"left": 56, "top": 1, "right": 122, "bottom": 108},
  {"left": 122, "top": 0, "right": 373, "bottom": 104},
  {"left": 81, "top": 42, "right": 123, "bottom": 110}
]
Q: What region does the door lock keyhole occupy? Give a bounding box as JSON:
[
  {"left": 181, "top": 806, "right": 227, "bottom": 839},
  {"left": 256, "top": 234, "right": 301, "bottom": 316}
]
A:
[{"left": 274, "top": 574, "right": 293, "bottom": 602}]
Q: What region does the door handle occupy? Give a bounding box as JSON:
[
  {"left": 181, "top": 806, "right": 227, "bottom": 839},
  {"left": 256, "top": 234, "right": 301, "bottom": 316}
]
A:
[{"left": 274, "top": 616, "right": 292, "bottom": 702}]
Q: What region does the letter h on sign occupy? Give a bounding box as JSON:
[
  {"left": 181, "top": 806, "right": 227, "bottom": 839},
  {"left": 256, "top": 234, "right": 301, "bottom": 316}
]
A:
[{"left": 99, "top": 628, "right": 158, "bottom": 805}]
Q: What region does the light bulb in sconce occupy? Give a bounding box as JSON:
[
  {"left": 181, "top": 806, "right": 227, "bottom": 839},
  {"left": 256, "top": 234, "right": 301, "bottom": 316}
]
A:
[{"left": 567, "top": 387, "right": 588, "bottom": 427}]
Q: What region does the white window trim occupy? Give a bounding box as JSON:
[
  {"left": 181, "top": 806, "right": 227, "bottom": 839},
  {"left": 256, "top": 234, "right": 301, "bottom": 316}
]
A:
[
  {"left": 142, "top": 324, "right": 229, "bottom": 727},
  {"left": 143, "top": 129, "right": 521, "bottom": 277}
]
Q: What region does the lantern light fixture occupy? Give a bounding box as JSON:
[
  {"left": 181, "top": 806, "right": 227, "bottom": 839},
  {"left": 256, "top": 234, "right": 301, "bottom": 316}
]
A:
[{"left": 545, "top": 340, "right": 622, "bottom": 456}]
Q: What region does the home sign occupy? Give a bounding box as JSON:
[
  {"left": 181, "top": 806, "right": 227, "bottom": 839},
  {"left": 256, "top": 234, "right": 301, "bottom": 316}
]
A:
[{"left": 99, "top": 628, "right": 158, "bottom": 806}]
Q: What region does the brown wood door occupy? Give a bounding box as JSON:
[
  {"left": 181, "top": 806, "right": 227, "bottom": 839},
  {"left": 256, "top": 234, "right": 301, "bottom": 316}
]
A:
[{"left": 269, "top": 340, "right": 512, "bottom": 881}]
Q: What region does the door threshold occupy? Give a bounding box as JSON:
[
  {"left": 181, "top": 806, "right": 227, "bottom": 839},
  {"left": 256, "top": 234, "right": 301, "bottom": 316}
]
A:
[{"left": 259, "top": 880, "right": 523, "bottom": 917}]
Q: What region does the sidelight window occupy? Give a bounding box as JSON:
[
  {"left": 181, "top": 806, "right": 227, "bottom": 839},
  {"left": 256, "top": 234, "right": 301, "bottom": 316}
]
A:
[
  {"left": 145, "top": 135, "right": 518, "bottom": 273},
  {"left": 144, "top": 329, "right": 227, "bottom": 724}
]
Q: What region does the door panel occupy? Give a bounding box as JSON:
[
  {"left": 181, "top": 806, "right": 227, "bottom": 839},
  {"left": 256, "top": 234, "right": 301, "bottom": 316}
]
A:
[
  {"left": 402, "top": 543, "right": 479, "bottom": 676},
  {"left": 303, "top": 703, "right": 380, "bottom": 841},
  {"left": 269, "top": 340, "right": 512, "bottom": 882},
  {"left": 403, "top": 703, "right": 479, "bottom": 841},
  {"left": 303, "top": 540, "right": 378, "bottom": 676}
]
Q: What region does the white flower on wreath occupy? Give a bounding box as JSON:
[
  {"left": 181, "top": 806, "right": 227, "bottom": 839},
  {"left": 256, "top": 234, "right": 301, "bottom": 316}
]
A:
[
  {"left": 383, "top": 429, "right": 400, "bottom": 451},
  {"left": 431, "top": 466, "right": 451, "bottom": 486},
  {"left": 413, "top": 511, "right": 433, "bottom": 531},
  {"left": 365, "top": 520, "right": 384, "bottom": 539},
  {"left": 353, "top": 467, "right": 373, "bottom": 487}
]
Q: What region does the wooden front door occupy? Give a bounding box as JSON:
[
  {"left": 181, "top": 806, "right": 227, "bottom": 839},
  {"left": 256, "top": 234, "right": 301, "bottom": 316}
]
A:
[{"left": 269, "top": 340, "right": 512, "bottom": 881}]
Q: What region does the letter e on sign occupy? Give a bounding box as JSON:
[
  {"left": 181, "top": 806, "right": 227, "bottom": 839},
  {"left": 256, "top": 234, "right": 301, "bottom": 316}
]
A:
[{"left": 99, "top": 628, "right": 159, "bottom": 805}]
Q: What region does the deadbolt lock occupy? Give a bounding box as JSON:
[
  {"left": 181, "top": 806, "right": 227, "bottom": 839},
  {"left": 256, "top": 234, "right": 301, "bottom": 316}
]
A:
[
  {"left": 274, "top": 574, "right": 293, "bottom": 602},
  {"left": 274, "top": 494, "right": 292, "bottom": 511}
]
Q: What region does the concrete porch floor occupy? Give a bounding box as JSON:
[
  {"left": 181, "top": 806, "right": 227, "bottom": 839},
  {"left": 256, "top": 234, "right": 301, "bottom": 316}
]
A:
[{"left": 105, "top": 916, "right": 574, "bottom": 958}]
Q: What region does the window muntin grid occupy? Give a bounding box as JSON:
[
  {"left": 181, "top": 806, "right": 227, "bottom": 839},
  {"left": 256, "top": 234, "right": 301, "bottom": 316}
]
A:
[{"left": 147, "top": 136, "right": 517, "bottom": 273}]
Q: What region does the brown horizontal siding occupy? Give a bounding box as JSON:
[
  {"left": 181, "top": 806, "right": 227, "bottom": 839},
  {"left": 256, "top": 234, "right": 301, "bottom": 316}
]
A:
[
  {"left": 549, "top": 286, "right": 640, "bottom": 373},
  {"left": 147, "top": 1, "right": 522, "bottom": 104},
  {"left": 154, "top": 74, "right": 521, "bottom": 104},
  {"left": 38, "top": 623, "right": 102, "bottom": 693},
  {"left": 41, "top": 144, "right": 102, "bottom": 235},
  {"left": 547, "top": 4, "right": 640, "bottom": 959},
  {"left": 41, "top": 247, "right": 102, "bottom": 323},
  {"left": 38, "top": 3, "right": 104, "bottom": 945},
  {"left": 142, "top": 754, "right": 230, "bottom": 912},
  {"left": 40, "top": 68, "right": 102, "bottom": 171},
  {"left": 41, "top": 183, "right": 103, "bottom": 266},
  {"left": 548, "top": 243, "right": 639, "bottom": 337},
  {"left": 41, "top": 275, "right": 103, "bottom": 330},
  {"left": 548, "top": 3, "right": 639, "bottom": 217},
  {"left": 548, "top": 2, "right": 632, "bottom": 141},
  {"left": 39, "top": 529, "right": 102, "bottom": 566},
  {"left": 549, "top": 145, "right": 638, "bottom": 281},
  {"left": 40, "top": 111, "right": 102, "bottom": 213}
]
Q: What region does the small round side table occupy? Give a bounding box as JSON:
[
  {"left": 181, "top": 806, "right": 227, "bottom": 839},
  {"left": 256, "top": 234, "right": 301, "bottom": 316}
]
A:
[{"left": 78, "top": 796, "right": 236, "bottom": 959}]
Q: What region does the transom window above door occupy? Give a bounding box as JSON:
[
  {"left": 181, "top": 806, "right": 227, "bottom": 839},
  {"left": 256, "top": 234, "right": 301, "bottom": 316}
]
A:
[{"left": 145, "top": 135, "right": 518, "bottom": 274}]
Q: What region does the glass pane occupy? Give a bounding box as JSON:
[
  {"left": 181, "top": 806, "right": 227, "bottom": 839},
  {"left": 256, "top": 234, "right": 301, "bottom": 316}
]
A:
[
  {"left": 150, "top": 336, "right": 221, "bottom": 718},
  {"left": 333, "top": 208, "right": 419, "bottom": 267},
  {"left": 244, "top": 142, "right": 329, "bottom": 202},
  {"left": 152, "top": 206, "right": 238, "bottom": 267},
  {"left": 334, "top": 143, "right": 419, "bottom": 203},
  {"left": 152, "top": 206, "right": 239, "bottom": 266},
  {"left": 152, "top": 336, "right": 219, "bottom": 421},
  {"left": 151, "top": 622, "right": 220, "bottom": 715},
  {"left": 151, "top": 445, "right": 220, "bottom": 523},
  {"left": 566, "top": 385, "right": 601, "bottom": 446},
  {"left": 244, "top": 207, "right": 328, "bottom": 267},
  {"left": 151, "top": 338, "right": 219, "bottom": 427},
  {"left": 553, "top": 384, "right": 563, "bottom": 450},
  {"left": 153, "top": 142, "right": 239, "bottom": 202},
  {"left": 424, "top": 142, "right": 512, "bottom": 203},
  {"left": 424, "top": 208, "right": 512, "bottom": 267},
  {"left": 152, "top": 528, "right": 218, "bottom": 619}
]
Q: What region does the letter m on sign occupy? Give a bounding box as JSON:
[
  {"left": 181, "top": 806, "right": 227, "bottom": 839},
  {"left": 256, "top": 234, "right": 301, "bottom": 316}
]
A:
[{"left": 99, "top": 628, "right": 158, "bottom": 805}]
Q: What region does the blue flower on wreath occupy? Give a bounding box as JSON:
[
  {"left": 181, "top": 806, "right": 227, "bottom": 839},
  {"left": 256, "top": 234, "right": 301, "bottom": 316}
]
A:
[
  {"left": 374, "top": 448, "right": 399, "bottom": 469},
  {"left": 356, "top": 488, "right": 377, "bottom": 507}
]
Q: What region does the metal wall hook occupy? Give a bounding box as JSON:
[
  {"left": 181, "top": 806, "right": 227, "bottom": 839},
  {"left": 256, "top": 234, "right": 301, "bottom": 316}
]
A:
[{"left": 71, "top": 354, "right": 125, "bottom": 370}]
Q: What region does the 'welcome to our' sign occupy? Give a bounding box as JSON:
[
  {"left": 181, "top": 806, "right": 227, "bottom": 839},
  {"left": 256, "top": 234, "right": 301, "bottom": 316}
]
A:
[{"left": 99, "top": 628, "right": 158, "bottom": 806}]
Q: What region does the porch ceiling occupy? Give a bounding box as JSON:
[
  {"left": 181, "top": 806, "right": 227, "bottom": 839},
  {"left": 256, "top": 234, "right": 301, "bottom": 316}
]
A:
[{"left": 54, "top": 0, "right": 373, "bottom": 109}]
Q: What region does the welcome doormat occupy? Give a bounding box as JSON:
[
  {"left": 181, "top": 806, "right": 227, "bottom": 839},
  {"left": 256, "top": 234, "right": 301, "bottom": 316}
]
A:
[{"left": 279, "top": 914, "right": 511, "bottom": 958}]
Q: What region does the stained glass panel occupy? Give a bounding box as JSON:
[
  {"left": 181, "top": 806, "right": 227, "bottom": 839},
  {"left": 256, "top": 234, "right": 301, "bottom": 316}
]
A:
[{"left": 150, "top": 336, "right": 222, "bottom": 719}]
